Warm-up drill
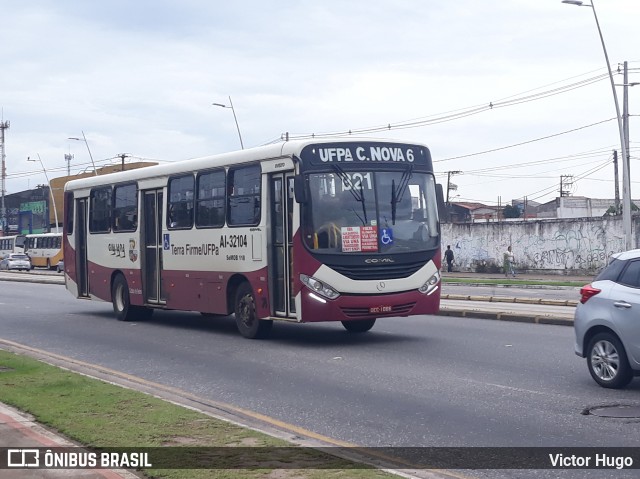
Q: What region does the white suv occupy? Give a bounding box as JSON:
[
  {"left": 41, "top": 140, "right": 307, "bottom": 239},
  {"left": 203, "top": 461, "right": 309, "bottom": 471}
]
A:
[{"left": 574, "top": 249, "right": 640, "bottom": 388}]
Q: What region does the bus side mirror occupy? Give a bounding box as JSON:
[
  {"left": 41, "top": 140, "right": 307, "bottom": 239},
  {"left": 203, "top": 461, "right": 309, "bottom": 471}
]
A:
[
  {"left": 435, "top": 183, "right": 446, "bottom": 218},
  {"left": 293, "top": 175, "right": 308, "bottom": 203}
]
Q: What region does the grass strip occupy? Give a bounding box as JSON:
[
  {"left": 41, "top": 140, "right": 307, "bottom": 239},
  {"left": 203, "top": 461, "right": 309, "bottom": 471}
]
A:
[{"left": 0, "top": 349, "right": 393, "bottom": 479}]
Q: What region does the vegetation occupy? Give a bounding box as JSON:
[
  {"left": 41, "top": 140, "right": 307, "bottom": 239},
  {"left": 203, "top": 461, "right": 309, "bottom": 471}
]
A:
[
  {"left": 502, "top": 204, "right": 521, "bottom": 218},
  {"left": 0, "top": 350, "right": 392, "bottom": 479}
]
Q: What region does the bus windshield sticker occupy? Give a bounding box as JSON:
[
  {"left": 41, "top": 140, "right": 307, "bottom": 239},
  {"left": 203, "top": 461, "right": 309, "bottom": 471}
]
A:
[
  {"left": 341, "top": 227, "right": 361, "bottom": 252},
  {"left": 341, "top": 226, "right": 378, "bottom": 253},
  {"left": 380, "top": 228, "right": 393, "bottom": 246},
  {"left": 361, "top": 226, "right": 378, "bottom": 252}
]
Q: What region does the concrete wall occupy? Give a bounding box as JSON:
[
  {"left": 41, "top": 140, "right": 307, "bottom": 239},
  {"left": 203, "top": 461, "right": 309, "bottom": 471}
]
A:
[
  {"left": 442, "top": 216, "right": 637, "bottom": 275},
  {"left": 556, "top": 197, "right": 614, "bottom": 219}
]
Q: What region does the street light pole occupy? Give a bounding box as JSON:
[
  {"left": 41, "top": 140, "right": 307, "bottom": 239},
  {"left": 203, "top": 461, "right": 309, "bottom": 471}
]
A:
[
  {"left": 562, "top": 0, "right": 632, "bottom": 250},
  {"left": 68, "top": 131, "right": 98, "bottom": 176},
  {"left": 212, "top": 96, "right": 244, "bottom": 149},
  {"left": 28, "top": 154, "right": 59, "bottom": 233}
]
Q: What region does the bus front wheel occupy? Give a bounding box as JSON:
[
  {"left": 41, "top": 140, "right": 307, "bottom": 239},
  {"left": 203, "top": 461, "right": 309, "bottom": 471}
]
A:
[
  {"left": 235, "top": 283, "right": 272, "bottom": 339},
  {"left": 112, "top": 275, "right": 153, "bottom": 322},
  {"left": 342, "top": 319, "right": 376, "bottom": 333}
]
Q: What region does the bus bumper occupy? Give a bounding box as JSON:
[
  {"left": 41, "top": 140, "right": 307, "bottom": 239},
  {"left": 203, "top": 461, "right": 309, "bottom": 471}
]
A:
[{"left": 298, "top": 287, "right": 440, "bottom": 323}]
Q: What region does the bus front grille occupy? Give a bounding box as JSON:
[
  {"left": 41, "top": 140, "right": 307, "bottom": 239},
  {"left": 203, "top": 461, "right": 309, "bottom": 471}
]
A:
[{"left": 329, "top": 260, "right": 425, "bottom": 280}]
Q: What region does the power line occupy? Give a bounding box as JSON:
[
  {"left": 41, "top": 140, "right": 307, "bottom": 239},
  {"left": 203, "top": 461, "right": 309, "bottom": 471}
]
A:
[
  {"left": 524, "top": 158, "right": 613, "bottom": 203},
  {"left": 435, "top": 118, "right": 616, "bottom": 163},
  {"left": 284, "top": 69, "right": 613, "bottom": 139}
]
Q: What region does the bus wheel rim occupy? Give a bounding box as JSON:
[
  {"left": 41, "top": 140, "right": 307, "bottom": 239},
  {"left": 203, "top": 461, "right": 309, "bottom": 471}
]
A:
[{"left": 116, "top": 284, "right": 125, "bottom": 312}]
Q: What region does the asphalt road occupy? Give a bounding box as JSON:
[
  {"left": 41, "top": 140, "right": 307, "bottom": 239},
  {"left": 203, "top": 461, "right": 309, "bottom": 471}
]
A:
[
  {"left": 0, "top": 268, "right": 583, "bottom": 301},
  {"left": 1, "top": 281, "right": 639, "bottom": 479}
]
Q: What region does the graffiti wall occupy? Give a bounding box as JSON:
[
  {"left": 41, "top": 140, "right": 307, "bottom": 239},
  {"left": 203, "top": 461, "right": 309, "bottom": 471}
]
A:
[{"left": 442, "top": 217, "right": 636, "bottom": 275}]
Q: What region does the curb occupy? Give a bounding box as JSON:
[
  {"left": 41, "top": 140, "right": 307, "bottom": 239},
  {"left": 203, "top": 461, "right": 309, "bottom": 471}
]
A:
[
  {"left": 0, "top": 275, "right": 64, "bottom": 285},
  {"left": 442, "top": 281, "right": 583, "bottom": 291},
  {"left": 438, "top": 307, "right": 574, "bottom": 327},
  {"left": 441, "top": 294, "right": 578, "bottom": 307},
  {"left": 0, "top": 402, "right": 139, "bottom": 479}
]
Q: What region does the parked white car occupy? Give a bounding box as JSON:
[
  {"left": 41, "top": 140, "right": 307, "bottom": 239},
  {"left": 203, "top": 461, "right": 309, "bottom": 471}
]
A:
[{"left": 0, "top": 253, "right": 32, "bottom": 271}]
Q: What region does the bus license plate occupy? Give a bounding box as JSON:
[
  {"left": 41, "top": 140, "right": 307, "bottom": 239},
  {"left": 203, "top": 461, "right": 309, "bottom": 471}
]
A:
[{"left": 369, "top": 305, "right": 392, "bottom": 314}]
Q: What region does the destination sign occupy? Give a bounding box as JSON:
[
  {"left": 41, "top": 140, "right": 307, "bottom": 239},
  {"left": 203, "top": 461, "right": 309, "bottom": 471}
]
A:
[{"left": 300, "top": 142, "right": 430, "bottom": 167}]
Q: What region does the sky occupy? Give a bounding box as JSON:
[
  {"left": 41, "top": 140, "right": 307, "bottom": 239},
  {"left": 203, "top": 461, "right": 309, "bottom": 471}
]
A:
[{"left": 1, "top": 0, "right": 639, "bottom": 206}]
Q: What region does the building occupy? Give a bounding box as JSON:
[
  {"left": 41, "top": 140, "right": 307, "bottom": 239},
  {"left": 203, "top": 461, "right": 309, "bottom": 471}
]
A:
[
  {"left": 531, "top": 196, "right": 638, "bottom": 219},
  {"left": 2, "top": 186, "right": 51, "bottom": 234},
  {"left": 444, "top": 197, "right": 631, "bottom": 224},
  {"left": 1, "top": 161, "right": 157, "bottom": 235}
]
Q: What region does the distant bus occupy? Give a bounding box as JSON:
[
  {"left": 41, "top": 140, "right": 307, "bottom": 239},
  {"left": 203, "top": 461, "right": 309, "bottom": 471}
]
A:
[
  {"left": 0, "top": 234, "right": 26, "bottom": 257},
  {"left": 25, "top": 233, "right": 63, "bottom": 269},
  {"left": 63, "top": 138, "right": 442, "bottom": 338}
]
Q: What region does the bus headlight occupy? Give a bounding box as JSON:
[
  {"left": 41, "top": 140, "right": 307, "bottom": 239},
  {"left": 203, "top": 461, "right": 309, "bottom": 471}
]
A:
[
  {"left": 300, "top": 274, "right": 340, "bottom": 300},
  {"left": 419, "top": 271, "right": 440, "bottom": 295}
]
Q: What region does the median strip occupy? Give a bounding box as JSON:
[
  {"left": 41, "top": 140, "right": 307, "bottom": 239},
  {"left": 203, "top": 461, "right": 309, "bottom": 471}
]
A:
[{"left": 0, "top": 349, "right": 400, "bottom": 479}]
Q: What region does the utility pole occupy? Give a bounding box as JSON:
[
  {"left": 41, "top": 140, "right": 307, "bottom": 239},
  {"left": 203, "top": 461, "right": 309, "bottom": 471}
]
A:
[
  {"left": 560, "top": 175, "right": 574, "bottom": 197},
  {"left": 64, "top": 153, "right": 74, "bottom": 177},
  {"left": 622, "top": 61, "right": 632, "bottom": 216},
  {"left": 0, "top": 120, "right": 9, "bottom": 234},
  {"left": 613, "top": 150, "right": 620, "bottom": 213},
  {"left": 117, "top": 153, "right": 130, "bottom": 171},
  {"left": 446, "top": 170, "right": 462, "bottom": 204}
]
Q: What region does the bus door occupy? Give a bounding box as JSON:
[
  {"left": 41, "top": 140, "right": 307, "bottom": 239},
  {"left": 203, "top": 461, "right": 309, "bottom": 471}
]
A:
[
  {"left": 76, "top": 198, "right": 89, "bottom": 297},
  {"left": 142, "top": 189, "right": 166, "bottom": 305},
  {"left": 270, "top": 173, "right": 297, "bottom": 319}
]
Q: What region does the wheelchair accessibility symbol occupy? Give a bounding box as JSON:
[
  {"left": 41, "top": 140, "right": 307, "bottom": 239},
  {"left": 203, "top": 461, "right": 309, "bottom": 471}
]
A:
[{"left": 380, "top": 228, "right": 393, "bottom": 245}]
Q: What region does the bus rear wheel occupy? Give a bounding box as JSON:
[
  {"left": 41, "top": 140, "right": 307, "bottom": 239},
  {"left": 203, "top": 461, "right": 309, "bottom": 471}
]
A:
[
  {"left": 112, "top": 274, "right": 153, "bottom": 322},
  {"left": 235, "top": 283, "right": 272, "bottom": 339},
  {"left": 342, "top": 319, "right": 376, "bottom": 333}
]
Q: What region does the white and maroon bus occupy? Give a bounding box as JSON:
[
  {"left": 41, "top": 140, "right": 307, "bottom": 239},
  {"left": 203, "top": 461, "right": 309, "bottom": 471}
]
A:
[{"left": 63, "top": 138, "right": 442, "bottom": 338}]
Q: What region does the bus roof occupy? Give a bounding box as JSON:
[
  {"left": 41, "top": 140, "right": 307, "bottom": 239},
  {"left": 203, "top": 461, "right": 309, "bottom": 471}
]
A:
[{"left": 64, "top": 137, "right": 430, "bottom": 192}]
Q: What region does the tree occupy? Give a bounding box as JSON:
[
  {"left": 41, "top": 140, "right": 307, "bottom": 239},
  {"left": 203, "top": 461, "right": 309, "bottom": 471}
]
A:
[{"left": 503, "top": 204, "right": 521, "bottom": 218}]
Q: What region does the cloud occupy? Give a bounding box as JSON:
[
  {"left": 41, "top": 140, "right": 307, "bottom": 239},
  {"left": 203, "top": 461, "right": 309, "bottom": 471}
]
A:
[{"left": 0, "top": 0, "right": 638, "bottom": 204}]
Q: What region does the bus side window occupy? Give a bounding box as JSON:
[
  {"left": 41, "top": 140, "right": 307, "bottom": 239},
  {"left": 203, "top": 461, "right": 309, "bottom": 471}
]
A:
[
  {"left": 65, "top": 192, "right": 74, "bottom": 235},
  {"left": 168, "top": 174, "right": 195, "bottom": 229},
  {"left": 228, "top": 165, "right": 261, "bottom": 226},
  {"left": 113, "top": 184, "right": 138, "bottom": 232},
  {"left": 90, "top": 186, "right": 112, "bottom": 233}
]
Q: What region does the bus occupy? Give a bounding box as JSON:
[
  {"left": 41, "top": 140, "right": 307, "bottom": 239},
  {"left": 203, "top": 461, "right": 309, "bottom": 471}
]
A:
[
  {"left": 63, "top": 138, "right": 442, "bottom": 338},
  {"left": 25, "top": 232, "right": 63, "bottom": 269},
  {"left": 0, "top": 234, "right": 26, "bottom": 257}
]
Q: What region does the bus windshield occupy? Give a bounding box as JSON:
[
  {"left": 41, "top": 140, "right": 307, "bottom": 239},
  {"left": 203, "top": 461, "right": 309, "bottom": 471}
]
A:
[{"left": 303, "top": 169, "right": 439, "bottom": 254}]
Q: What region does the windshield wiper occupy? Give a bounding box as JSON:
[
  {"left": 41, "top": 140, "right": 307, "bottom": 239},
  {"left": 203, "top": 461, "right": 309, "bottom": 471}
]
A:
[
  {"left": 359, "top": 181, "right": 368, "bottom": 225},
  {"left": 331, "top": 164, "right": 361, "bottom": 202},
  {"left": 391, "top": 165, "right": 413, "bottom": 224}
]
